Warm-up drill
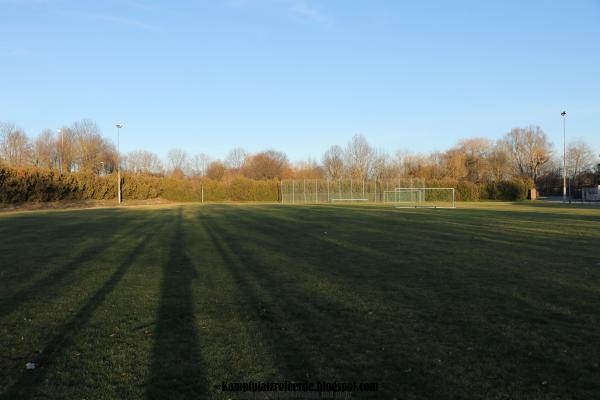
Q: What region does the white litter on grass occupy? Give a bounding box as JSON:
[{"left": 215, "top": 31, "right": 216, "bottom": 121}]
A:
[{"left": 26, "top": 362, "right": 36, "bottom": 370}]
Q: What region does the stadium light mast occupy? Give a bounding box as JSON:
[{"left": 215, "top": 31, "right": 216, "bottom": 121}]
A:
[
  {"left": 561, "top": 111, "right": 567, "bottom": 203},
  {"left": 57, "top": 128, "right": 63, "bottom": 173},
  {"left": 115, "top": 123, "right": 123, "bottom": 204}
]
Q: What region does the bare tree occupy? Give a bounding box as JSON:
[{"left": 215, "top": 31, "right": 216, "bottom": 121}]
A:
[
  {"left": 56, "top": 127, "right": 77, "bottom": 173},
  {"left": 190, "top": 153, "right": 212, "bottom": 178},
  {"left": 344, "top": 135, "right": 374, "bottom": 180},
  {"left": 371, "top": 150, "right": 396, "bottom": 181},
  {"left": 70, "top": 119, "right": 117, "bottom": 173},
  {"left": 425, "top": 151, "right": 445, "bottom": 180},
  {"left": 167, "top": 148, "right": 189, "bottom": 176},
  {"left": 397, "top": 150, "right": 428, "bottom": 178},
  {"left": 566, "top": 139, "right": 596, "bottom": 182},
  {"left": 225, "top": 147, "right": 247, "bottom": 170},
  {"left": 443, "top": 148, "right": 468, "bottom": 180},
  {"left": 322, "top": 145, "right": 345, "bottom": 180},
  {"left": 487, "top": 141, "right": 510, "bottom": 182},
  {"left": 0, "top": 121, "right": 32, "bottom": 167},
  {"left": 503, "top": 126, "right": 552, "bottom": 183},
  {"left": 393, "top": 149, "right": 410, "bottom": 177},
  {"left": 456, "top": 138, "right": 492, "bottom": 183},
  {"left": 294, "top": 159, "right": 324, "bottom": 179},
  {"left": 125, "top": 150, "right": 163, "bottom": 174},
  {"left": 33, "top": 129, "right": 57, "bottom": 169}
]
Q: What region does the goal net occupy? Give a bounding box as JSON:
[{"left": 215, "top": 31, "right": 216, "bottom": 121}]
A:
[{"left": 383, "top": 188, "right": 455, "bottom": 208}]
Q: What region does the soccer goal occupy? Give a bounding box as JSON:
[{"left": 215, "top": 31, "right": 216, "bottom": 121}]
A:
[{"left": 383, "top": 187, "right": 455, "bottom": 208}]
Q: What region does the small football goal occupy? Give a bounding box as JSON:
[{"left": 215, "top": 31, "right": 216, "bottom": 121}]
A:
[{"left": 383, "top": 188, "right": 455, "bottom": 208}]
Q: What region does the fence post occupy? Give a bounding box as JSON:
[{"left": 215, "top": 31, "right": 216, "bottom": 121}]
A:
[{"left": 303, "top": 179, "right": 306, "bottom": 203}]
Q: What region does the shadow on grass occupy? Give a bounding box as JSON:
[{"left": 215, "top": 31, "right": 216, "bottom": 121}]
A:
[
  {"left": 146, "top": 208, "right": 208, "bottom": 399},
  {"left": 199, "top": 216, "right": 317, "bottom": 380},
  {"left": 198, "top": 210, "right": 435, "bottom": 398},
  {"left": 199, "top": 205, "right": 600, "bottom": 398},
  {"left": 1, "top": 235, "right": 151, "bottom": 399},
  {"left": 0, "top": 218, "right": 151, "bottom": 319}
]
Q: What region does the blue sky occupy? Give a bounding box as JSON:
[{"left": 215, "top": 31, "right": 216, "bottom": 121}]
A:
[{"left": 1, "top": 0, "right": 599, "bottom": 162}]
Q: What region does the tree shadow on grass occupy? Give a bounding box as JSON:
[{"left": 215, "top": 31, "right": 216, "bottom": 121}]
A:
[
  {"left": 199, "top": 212, "right": 414, "bottom": 398},
  {"left": 146, "top": 208, "right": 208, "bottom": 400},
  {"left": 214, "top": 206, "right": 600, "bottom": 398},
  {"left": 0, "top": 219, "right": 151, "bottom": 319},
  {"left": 1, "top": 235, "right": 151, "bottom": 399},
  {"left": 199, "top": 216, "right": 316, "bottom": 381}
]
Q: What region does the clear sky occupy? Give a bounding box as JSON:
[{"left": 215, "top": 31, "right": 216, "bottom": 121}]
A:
[{"left": 1, "top": 0, "right": 599, "bottom": 162}]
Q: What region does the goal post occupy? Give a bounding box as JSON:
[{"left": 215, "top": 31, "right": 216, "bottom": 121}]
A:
[{"left": 383, "top": 187, "right": 455, "bottom": 208}]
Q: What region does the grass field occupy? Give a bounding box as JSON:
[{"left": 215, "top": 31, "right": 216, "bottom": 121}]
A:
[{"left": 1, "top": 202, "right": 599, "bottom": 399}]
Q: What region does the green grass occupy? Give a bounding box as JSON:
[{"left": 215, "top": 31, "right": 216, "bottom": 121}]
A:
[{"left": 1, "top": 202, "right": 600, "bottom": 399}]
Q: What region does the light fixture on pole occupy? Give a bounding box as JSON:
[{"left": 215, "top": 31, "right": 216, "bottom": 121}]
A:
[
  {"left": 115, "top": 123, "right": 123, "bottom": 204},
  {"left": 561, "top": 111, "right": 567, "bottom": 203}
]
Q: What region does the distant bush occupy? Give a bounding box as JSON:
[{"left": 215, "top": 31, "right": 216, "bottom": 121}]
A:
[
  {"left": 121, "top": 174, "right": 162, "bottom": 200},
  {"left": 161, "top": 178, "right": 201, "bottom": 202},
  {"left": 422, "top": 178, "right": 480, "bottom": 201},
  {"left": 455, "top": 181, "right": 480, "bottom": 201},
  {"left": 482, "top": 180, "right": 530, "bottom": 201}
]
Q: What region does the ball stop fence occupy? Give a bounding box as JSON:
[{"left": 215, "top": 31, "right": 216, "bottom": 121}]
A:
[{"left": 280, "top": 179, "right": 455, "bottom": 208}]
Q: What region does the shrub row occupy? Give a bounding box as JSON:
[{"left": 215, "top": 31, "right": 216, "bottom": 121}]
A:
[
  {"left": 0, "top": 168, "right": 116, "bottom": 202},
  {"left": 0, "top": 167, "right": 280, "bottom": 203},
  {"left": 480, "top": 180, "right": 531, "bottom": 201},
  {"left": 391, "top": 178, "right": 529, "bottom": 201}
]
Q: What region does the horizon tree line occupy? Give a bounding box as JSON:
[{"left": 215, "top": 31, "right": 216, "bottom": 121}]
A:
[{"left": 1, "top": 119, "right": 598, "bottom": 192}]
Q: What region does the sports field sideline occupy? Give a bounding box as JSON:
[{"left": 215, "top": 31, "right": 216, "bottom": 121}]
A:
[{"left": 1, "top": 202, "right": 599, "bottom": 398}]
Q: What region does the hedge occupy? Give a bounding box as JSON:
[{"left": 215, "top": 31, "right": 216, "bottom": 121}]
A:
[
  {"left": 0, "top": 166, "right": 531, "bottom": 204},
  {"left": 0, "top": 167, "right": 280, "bottom": 203},
  {"left": 481, "top": 180, "right": 530, "bottom": 201}
]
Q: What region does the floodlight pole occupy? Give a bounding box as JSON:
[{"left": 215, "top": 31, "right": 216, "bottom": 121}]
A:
[
  {"left": 116, "top": 123, "right": 123, "bottom": 204},
  {"left": 561, "top": 111, "right": 567, "bottom": 203},
  {"left": 57, "top": 128, "right": 63, "bottom": 173}
]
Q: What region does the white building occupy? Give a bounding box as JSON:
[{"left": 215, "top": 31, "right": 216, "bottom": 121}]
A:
[{"left": 582, "top": 185, "right": 600, "bottom": 201}]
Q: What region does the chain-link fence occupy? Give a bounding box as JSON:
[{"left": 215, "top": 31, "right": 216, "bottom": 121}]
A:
[{"left": 280, "top": 179, "right": 428, "bottom": 204}]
